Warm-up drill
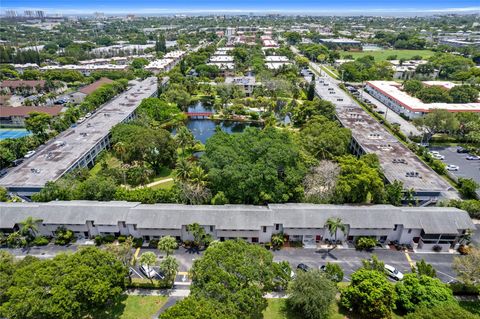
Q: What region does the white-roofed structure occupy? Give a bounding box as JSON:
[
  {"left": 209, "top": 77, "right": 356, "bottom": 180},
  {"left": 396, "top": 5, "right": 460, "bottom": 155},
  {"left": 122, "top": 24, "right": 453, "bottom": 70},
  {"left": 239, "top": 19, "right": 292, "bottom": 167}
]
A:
[{"left": 365, "top": 81, "right": 480, "bottom": 119}]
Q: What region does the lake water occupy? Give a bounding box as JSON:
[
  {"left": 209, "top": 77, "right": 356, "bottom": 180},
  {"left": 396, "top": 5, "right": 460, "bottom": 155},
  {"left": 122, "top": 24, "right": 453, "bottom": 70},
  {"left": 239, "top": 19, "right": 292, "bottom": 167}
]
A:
[{"left": 185, "top": 101, "right": 261, "bottom": 144}]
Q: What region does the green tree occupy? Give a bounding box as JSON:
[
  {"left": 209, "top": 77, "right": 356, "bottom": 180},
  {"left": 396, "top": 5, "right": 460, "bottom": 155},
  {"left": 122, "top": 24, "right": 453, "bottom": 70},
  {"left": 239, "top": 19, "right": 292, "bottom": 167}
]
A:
[
  {"left": 307, "top": 81, "right": 315, "bottom": 101},
  {"left": 157, "top": 236, "right": 178, "bottom": 256},
  {"left": 18, "top": 216, "right": 40, "bottom": 238},
  {"left": 452, "top": 246, "right": 480, "bottom": 285},
  {"left": 334, "top": 155, "right": 385, "bottom": 203},
  {"left": 449, "top": 85, "right": 479, "bottom": 103},
  {"left": 412, "top": 259, "right": 437, "bottom": 278},
  {"left": 395, "top": 274, "right": 456, "bottom": 313},
  {"left": 385, "top": 180, "right": 404, "bottom": 206},
  {"left": 323, "top": 262, "right": 344, "bottom": 282},
  {"left": 340, "top": 269, "right": 397, "bottom": 319},
  {"left": 404, "top": 303, "right": 479, "bottom": 319},
  {"left": 292, "top": 98, "right": 336, "bottom": 126},
  {"left": 458, "top": 178, "right": 479, "bottom": 199},
  {"left": 159, "top": 256, "right": 179, "bottom": 284},
  {"left": 403, "top": 80, "right": 423, "bottom": 95},
  {"left": 0, "top": 247, "right": 126, "bottom": 319},
  {"left": 189, "top": 240, "right": 281, "bottom": 319},
  {"left": 78, "top": 176, "right": 118, "bottom": 201},
  {"left": 175, "top": 125, "right": 196, "bottom": 154},
  {"left": 211, "top": 191, "right": 229, "bottom": 205},
  {"left": 174, "top": 157, "right": 193, "bottom": 181},
  {"left": 416, "top": 86, "right": 452, "bottom": 103},
  {"left": 130, "top": 57, "right": 149, "bottom": 69},
  {"left": 159, "top": 296, "right": 235, "bottom": 319},
  {"left": 24, "top": 112, "right": 52, "bottom": 139},
  {"left": 271, "top": 233, "right": 285, "bottom": 250},
  {"left": 202, "top": 127, "right": 307, "bottom": 204},
  {"left": 300, "top": 116, "right": 351, "bottom": 159},
  {"left": 0, "top": 187, "right": 8, "bottom": 202},
  {"left": 362, "top": 254, "right": 385, "bottom": 273},
  {"left": 325, "top": 217, "right": 347, "bottom": 248},
  {"left": 0, "top": 145, "right": 15, "bottom": 169},
  {"left": 186, "top": 223, "right": 211, "bottom": 248},
  {"left": 287, "top": 269, "right": 337, "bottom": 319}
]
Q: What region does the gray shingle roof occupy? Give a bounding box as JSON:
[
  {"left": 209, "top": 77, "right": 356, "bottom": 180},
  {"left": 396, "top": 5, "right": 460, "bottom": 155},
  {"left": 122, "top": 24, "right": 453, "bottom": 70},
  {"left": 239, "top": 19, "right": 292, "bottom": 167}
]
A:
[{"left": 0, "top": 202, "right": 475, "bottom": 234}]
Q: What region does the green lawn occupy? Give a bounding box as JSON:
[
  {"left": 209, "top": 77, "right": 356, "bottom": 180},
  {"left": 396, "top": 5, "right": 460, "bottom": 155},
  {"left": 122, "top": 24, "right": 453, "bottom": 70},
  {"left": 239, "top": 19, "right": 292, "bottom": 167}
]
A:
[
  {"left": 342, "top": 49, "right": 435, "bottom": 62},
  {"left": 150, "top": 180, "right": 175, "bottom": 190},
  {"left": 263, "top": 299, "right": 405, "bottom": 319},
  {"left": 94, "top": 295, "right": 168, "bottom": 319},
  {"left": 320, "top": 65, "right": 340, "bottom": 79}
]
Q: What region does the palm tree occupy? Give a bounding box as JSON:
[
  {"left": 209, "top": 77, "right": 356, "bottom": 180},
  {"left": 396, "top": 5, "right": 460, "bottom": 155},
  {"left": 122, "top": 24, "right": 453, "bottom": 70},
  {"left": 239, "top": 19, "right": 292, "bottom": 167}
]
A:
[
  {"left": 325, "top": 217, "right": 347, "bottom": 250},
  {"left": 159, "top": 256, "right": 179, "bottom": 284},
  {"left": 174, "top": 158, "right": 193, "bottom": 181},
  {"left": 175, "top": 126, "right": 195, "bottom": 154},
  {"left": 157, "top": 236, "right": 178, "bottom": 257},
  {"left": 189, "top": 166, "right": 208, "bottom": 188},
  {"left": 138, "top": 252, "right": 157, "bottom": 283},
  {"left": 19, "top": 216, "right": 40, "bottom": 237},
  {"left": 114, "top": 142, "right": 127, "bottom": 185}
]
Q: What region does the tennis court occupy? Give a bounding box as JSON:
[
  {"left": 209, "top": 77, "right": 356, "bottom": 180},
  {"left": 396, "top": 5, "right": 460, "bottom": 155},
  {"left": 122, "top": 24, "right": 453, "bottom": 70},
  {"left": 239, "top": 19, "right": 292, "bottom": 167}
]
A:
[{"left": 0, "top": 129, "right": 31, "bottom": 140}]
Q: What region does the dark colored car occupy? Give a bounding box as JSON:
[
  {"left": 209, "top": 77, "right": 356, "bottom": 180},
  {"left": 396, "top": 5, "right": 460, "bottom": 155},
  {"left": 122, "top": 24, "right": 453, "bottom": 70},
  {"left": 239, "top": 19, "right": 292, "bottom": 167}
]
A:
[
  {"left": 297, "top": 263, "right": 310, "bottom": 272},
  {"left": 457, "top": 147, "right": 469, "bottom": 153},
  {"left": 0, "top": 169, "right": 7, "bottom": 178}
]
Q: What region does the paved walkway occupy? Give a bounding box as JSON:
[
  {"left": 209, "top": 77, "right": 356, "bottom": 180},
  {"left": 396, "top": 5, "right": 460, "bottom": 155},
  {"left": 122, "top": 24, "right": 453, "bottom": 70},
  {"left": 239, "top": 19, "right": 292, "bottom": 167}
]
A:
[
  {"left": 145, "top": 178, "right": 174, "bottom": 188},
  {"left": 153, "top": 296, "right": 181, "bottom": 318},
  {"left": 126, "top": 288, "right": 190, "bottom": 297}
]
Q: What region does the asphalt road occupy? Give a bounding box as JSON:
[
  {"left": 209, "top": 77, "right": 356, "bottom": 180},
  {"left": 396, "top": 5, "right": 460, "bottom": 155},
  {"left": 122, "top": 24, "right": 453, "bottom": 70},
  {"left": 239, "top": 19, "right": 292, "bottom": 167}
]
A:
[
  {"left": 2, "top": 244, "right": 460, "bottom": 283},
  {"left": 430, "top": 146, "right": 480, "bottom": 186}
]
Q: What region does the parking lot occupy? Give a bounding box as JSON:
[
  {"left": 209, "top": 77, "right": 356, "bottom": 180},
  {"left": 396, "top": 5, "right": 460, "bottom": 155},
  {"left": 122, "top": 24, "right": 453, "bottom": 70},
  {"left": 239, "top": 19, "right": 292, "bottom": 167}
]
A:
[
  {"left": 4, "top": 242, "right": 462, "bottom": 284},
  {"left": 430, "top": 146, "right": 480, "bottom": 186}
]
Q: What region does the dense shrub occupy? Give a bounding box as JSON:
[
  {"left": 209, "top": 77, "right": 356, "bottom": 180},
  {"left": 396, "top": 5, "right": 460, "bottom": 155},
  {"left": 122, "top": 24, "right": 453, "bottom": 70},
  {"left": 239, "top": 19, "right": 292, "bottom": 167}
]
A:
[
  {"left": 355, "top": 237, "right": 378, "bottom": 251},
  {"left": 31, "top": 236, "right": 49, "bottom": 246},
  {"left": 133, "top": 237, "right": 144, "bottom": 248},
  {"left": 54, "top": 227, "right": 75, "bottom": 245}
]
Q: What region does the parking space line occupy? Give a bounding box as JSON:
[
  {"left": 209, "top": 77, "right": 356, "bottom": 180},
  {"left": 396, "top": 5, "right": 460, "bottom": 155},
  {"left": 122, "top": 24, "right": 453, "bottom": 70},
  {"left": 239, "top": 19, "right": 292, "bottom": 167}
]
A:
[
  {"left": 178, "top": 271, "right": 189, "bottom": 276},
  {"left": 130, "top": 267, "right": 143, "bottom": 279},
  {"left": 436, "top": 270, "right": 456, "bottom": 281},
  {"left": 131, "top": 247, "right": 140, "bottom": 265},
  {"left": 404, "top": 251, "right": 415, "bottom": 268}
]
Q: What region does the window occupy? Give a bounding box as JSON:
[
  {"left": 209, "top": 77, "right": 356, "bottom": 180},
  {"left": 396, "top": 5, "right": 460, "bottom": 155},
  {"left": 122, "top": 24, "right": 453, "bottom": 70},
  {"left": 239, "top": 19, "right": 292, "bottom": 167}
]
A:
[
  {"left": 133, "top": 224, "right": 137, "bottom": 230},
  {"left": 275, "top": 224, "right": 279, "bottom": 231},
  {"left": 393, "top": 225, "right": 398, "bottom": 231},
  {"left": 262, "top": 226, "right": 267, "bottom": 233},
  {"left": 252, "top": 237, "right": 258, "bottom": 243},
  {"left": 408, "top": 229, "right": 412, "bottom": 234},
  {"left": 209, "top": 226, "right": 213, "bottom": 232}
]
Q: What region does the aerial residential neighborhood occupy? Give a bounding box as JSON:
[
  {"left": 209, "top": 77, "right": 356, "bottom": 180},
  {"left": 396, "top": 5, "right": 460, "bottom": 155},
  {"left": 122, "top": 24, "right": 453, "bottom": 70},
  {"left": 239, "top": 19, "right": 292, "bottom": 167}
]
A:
[{"left": 0, "top": 1, "right": 480, "bottom": 319}]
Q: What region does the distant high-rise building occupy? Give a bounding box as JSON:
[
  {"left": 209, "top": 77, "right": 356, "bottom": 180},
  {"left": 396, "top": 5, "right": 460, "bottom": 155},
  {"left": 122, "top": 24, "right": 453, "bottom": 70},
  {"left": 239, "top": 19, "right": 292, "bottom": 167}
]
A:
[
  {"left": 94, "top": 12, "right": 105, "bottom": 19},
  {"left": 36, "top": 10, "right": 45, "bottom": 18},
  {"left": 5, "top": 10, "right": 17, "bottom": 18},
  {"left": 24, "top": 10, "right": 35, "bottom": 18}
]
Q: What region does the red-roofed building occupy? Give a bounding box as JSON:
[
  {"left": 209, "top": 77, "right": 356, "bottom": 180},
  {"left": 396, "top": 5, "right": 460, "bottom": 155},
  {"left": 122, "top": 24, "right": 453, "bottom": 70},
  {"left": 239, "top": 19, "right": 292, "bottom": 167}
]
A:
[
  {"left": 0, "top": 106, "right": 63, "bottom": 126},
  {"left": 0, "top": 80, "right": 47, "bottom": 94},
  {"left": 78, "top": 77, "right": 114, "bottom": 95}
]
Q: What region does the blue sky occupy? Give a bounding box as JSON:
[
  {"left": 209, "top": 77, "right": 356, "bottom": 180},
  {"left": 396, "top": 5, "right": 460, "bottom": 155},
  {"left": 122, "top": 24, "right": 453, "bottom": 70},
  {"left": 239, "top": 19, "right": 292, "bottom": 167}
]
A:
[{"left": 2, "top": 0, "right": 480, "bottom": 15}]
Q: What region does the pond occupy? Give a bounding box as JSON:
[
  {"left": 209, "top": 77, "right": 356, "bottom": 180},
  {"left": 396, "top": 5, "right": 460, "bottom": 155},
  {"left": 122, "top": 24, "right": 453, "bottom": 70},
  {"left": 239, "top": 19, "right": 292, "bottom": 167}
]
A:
[{"left": 185, "top": 100, "right": 262, "bottom": 144}]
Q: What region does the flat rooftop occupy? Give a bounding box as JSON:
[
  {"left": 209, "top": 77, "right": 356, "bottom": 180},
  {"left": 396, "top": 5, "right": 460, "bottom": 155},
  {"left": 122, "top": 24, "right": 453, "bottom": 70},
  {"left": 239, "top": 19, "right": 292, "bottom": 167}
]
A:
[
  {"left": 313, "top": 76, "right": 456, "bottom": 198},
  {"left": 0, "top": 77, "right": 158, "bottom": 190},
  {"left": 367, "top": 81, "right": 480, "bottom": 113}
]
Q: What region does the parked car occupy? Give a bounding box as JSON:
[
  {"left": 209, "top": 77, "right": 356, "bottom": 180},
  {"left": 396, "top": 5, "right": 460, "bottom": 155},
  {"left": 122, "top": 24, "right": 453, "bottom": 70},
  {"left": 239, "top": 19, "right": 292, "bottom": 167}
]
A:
[
  {"left": 24, "top": 150, "right": 36, "bottom": 158},
  {"left": 77, "top": 117, "right": 85, "bottom": 124},
  {"left": 446, "top": 164, "right": 459, "bottom": 171},
  {"left": 297, "top": 263, "right": 310, "bottom": 272},
  {"left": 384, "top": 264, "right": 404, "bottom": 281},
  {"left": 12, "top": 159, "right": 24, "bottom": 166},
  {"left": 0, "top": 169, "right": 7, "bottom": 178},
  {"left": 457, "top": 147, "right": 469, "bottom": 153},
  {"left": 466, "top": 155, "right": 480, "bottom": 160},
  {"left": 85, "top": 112, "right": 92, "bottom": 118},
  {"left": 432, "top": 154, "right": 445, "bottom": 160},
  {"left": 140, "top": 265, "right": 158, "bottom": 279}
]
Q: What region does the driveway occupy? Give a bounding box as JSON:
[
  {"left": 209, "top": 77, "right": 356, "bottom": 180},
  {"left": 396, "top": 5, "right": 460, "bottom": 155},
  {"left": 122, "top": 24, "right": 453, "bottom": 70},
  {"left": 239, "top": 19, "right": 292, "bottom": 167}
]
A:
[{"left": 359, "top": 89, "right": 421, "bottom": 137}]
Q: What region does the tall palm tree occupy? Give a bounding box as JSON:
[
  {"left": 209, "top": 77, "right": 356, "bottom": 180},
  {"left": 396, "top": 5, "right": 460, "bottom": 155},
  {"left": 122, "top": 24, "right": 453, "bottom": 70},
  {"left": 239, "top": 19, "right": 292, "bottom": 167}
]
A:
[
  {"left": 325, "top": 217, "right": 347, "bottom": 249},
  {"left": 189, "top": 166, "right": 208, "bottom": 188},
  {"left": 174, "top": 158, "right": 193, "bottom": 181},
  {"left": 19, "top": 216, "right": 40, "bottom": 237},
  {"left": 114, "top": 142, "right": 127, "bottom": 185},
  {"left": 176, "top": 126, "right": 195, "bottom": 154}
]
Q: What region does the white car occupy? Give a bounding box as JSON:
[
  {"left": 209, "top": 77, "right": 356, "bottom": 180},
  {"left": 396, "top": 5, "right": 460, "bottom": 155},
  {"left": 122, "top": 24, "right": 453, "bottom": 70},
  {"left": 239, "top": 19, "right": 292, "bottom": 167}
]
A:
[
  {"left": 24, "top": 150, "right": 36, "bottom": 158},
  {"left": 431, "top": 154, "right": 445, "bottom": 160},
  {"left": 140, "top": 265, "right": 158, "bottom": 279},
  {"left": 466, "top": 155, "right": 480, "bottom": 160},
  {"left": 384, "top": 264, "right": 404, "bottom": 281},
  {"left": 77, "top": 117, "right": 85, "bottom": 124},
  {"left": 446, "top": 164, "right": 459, "bottom": 171},
  {"left": 85, "top": 112, "right": 92, "bottom": 118}
]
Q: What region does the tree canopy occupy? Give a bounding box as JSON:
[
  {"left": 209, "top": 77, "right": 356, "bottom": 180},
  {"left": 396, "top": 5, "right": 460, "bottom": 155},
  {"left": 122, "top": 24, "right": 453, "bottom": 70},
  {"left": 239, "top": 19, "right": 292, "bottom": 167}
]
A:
[
  {"left": 0, "top": 247, "right": 126, "bottom": 319},
  {"left": 202, "top": 127, "right": 307, "bottom": 204}
]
